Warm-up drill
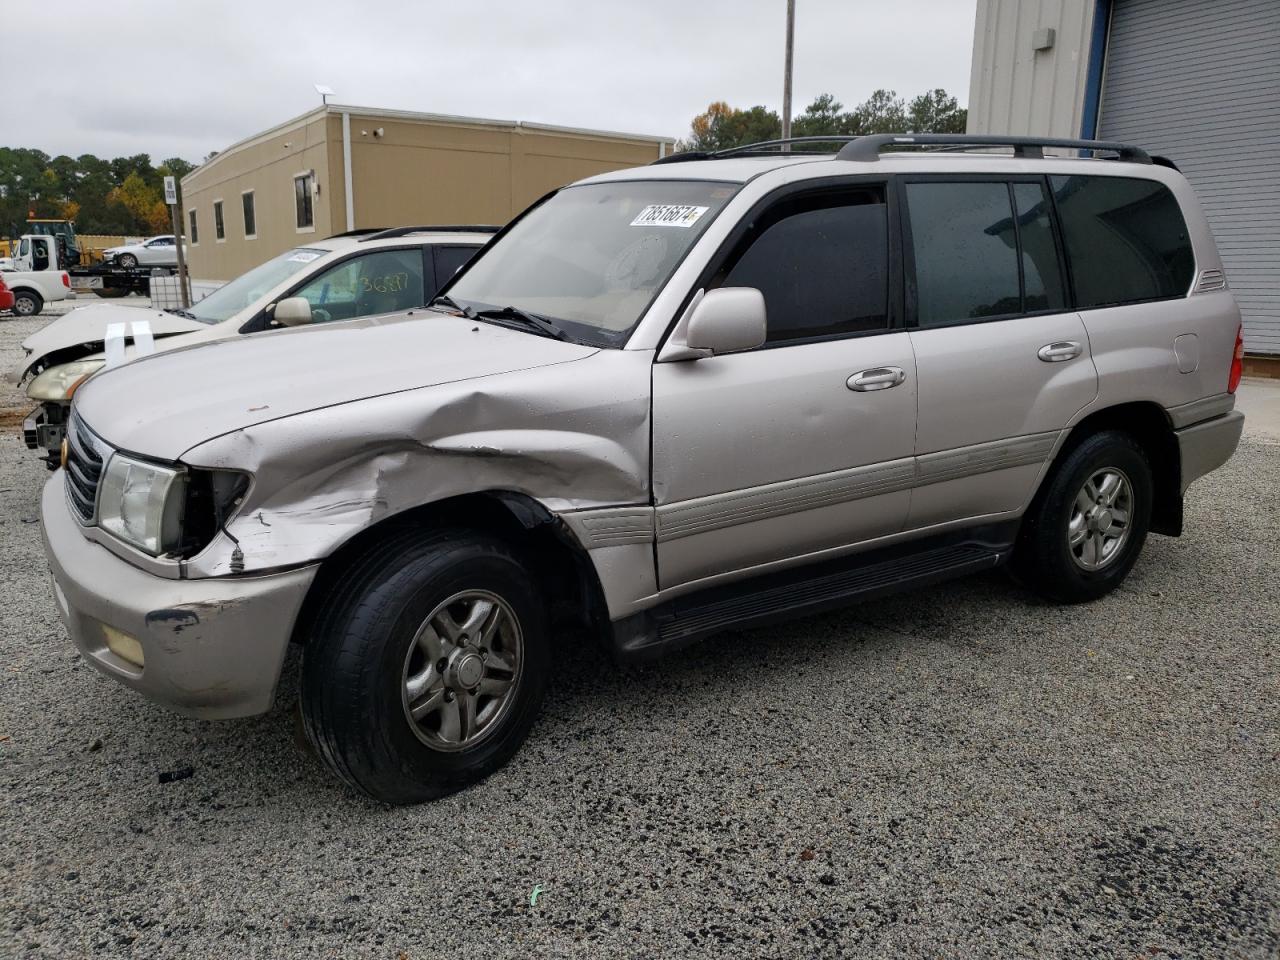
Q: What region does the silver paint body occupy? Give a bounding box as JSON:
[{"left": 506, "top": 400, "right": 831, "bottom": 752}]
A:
[{"left": 42, "top": 152, "right": 1245, "bottom": 717}]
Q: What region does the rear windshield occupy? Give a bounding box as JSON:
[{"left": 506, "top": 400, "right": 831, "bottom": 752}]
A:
[
  {"left": 188, "top": 248, "right": 329, "bottom": 324},
  {"left": 445, "top": 180, "right": 737, "bottom": 346}
]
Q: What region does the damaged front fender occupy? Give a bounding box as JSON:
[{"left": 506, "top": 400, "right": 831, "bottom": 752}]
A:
[{"left": 179, "top": 349, "right": 655, "bottom": 580}]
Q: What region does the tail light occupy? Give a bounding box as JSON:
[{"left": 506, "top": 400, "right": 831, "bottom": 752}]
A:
[
  {"left": 1228, "top": 324, "right": 1244, "bottom": 394},
  {"left": 61, "top": 272, "right": 71, "bottom": 288}
]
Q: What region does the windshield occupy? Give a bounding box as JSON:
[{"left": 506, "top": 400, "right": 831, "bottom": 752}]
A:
[
  {"left": 445, "top": 180, "right": 737, "bottom": 345},
  {"left": 187, "top": 247, "right": 329, "bottom": 324}
]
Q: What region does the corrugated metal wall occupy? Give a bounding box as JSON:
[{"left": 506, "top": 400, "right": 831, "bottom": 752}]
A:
[
  {"left": 1099, "top": 0, "right": 1280, "bottom": 354},
  {"left": 967, "top": 0, "right": 1095, "bottom": 139}
]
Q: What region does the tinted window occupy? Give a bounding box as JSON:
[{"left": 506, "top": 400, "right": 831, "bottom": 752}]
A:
[
  {"left": 295, "top": 174, "right": 314, "bottom": 229},
  {"left": 290, "top": 249, "right": 425, "bottom": 323},
  {"left": 719, "top": 188, "right": 889, "bottom": 342},
  {"left": 242, "top": 192, "right": 256, "bottom": 237},
  {"left": 433, "top": 245, "right": 479, "bottom": 291},
  {"left": 907, "top": 182, "right": 1021, "bottom": 325},
  {"left": 1012, "top": 182, "right": 1066, "bottom": 313},
  {"left": 1051, "top": 175, "right": 1193, "bottom": 307},
  {"left": 188, "top": 210, "right": 198, "bottom": 244}
]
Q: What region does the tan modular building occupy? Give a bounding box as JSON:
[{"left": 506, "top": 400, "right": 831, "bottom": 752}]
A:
[{"left": 180, "top": 105, "right": 675, "bottom": 281}]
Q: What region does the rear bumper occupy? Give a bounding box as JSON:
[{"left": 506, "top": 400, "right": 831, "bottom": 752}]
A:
[
  {"left": 41, "top": 472, "right": 317, "bottom": 719},
  {"left": 1176, "top": 410, "right": 1244, "bottom": 493}
]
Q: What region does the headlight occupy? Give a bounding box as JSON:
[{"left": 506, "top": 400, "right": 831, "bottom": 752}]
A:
[
  {"left": 97, "top": 454, "right": 186, "bottom": 555},
  {"left": 27, "top": 360, "right": 105, "bottom": 401}
]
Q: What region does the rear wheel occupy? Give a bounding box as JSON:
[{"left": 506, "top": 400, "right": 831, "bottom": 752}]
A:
[
  {"left": 93, "top": 287, "right": 129, "bottom": 299},
  {"left": 1013, "top": 430, "right": 1152, "bottom": 603},
  {"left": 300, "top": 528, "right": 549, "bottom": 804},
  {"left": 11, "top": 290, "right": 42, "bottom": 317}
]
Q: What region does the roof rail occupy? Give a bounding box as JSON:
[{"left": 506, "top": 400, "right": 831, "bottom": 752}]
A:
[
  {"left": 357, "top": 224, "right": 502, "bottom": 242},
  {"left": 653, "top": 135, "right": 862, "bottom": 165},
  {"left": 835, "top": 134, "right": 1152, "bottom": 164},
  {"left": 325, "top": 227, "right": 386, "bottom": 239}
]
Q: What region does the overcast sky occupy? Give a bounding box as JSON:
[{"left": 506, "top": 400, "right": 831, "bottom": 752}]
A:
[{"left": 9, "top": 0, "right": 977, "bottom": 162}]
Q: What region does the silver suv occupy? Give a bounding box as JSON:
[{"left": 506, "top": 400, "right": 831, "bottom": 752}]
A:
[{"left": 40, "top": 135, "right": 1245, "bottom": 803}]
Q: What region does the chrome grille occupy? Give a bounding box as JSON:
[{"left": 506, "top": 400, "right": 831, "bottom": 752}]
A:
[{"left": 64, "top": 411, "right": 109, "bottom": 524}]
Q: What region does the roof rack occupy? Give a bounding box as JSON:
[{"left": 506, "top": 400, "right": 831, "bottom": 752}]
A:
[
  {"left": 834, "top": 134, "right": 1152, "bottom": 164},
  {"left": 653, "top": 136, "right": 860, "bottom": 165},
  {"left": 357, "top": 225, "right": 502, "bottom": 242},
  {"left": 325, "top": 227, "right": 386, "bottom": 239}
]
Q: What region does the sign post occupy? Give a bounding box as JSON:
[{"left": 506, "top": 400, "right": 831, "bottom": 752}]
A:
[{"left": 164, "top": 175, "right": 191, "bottom": 309}]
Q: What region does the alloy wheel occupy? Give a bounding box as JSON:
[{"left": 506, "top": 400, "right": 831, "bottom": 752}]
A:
[
  {"left": 1068, "top": 467, "right": 1134, "bottom": 571},
  {"left": 400, "top": 590, "right": 523, "bottom": 752}
]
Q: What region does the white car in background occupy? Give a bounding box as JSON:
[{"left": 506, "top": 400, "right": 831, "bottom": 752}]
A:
[
  {"left": 102, "top": 235, "right": 185, "bottom": 269},
  {"left": 13, "top": 225, "right": 497, "bottom": 466}
]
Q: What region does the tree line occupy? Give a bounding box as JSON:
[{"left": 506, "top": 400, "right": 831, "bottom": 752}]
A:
[
  {"left": 679, "top": 89, "right": 967, "bottom": 152},
  {"left": 0, "top": 148, "right": 198, "bottom": 239}
]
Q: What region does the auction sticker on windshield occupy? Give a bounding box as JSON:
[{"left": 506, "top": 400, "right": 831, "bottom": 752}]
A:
[
  {"left": 630, "top": 204, "right": 709, "bottom": 228},
  {"left": 287, "top": 250, "right": 324, "bottom": 263}
]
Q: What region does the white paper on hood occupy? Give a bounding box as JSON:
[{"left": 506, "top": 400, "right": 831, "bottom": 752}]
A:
[{"left": 104, "top": 323, "right": 127, "bottom": 368}]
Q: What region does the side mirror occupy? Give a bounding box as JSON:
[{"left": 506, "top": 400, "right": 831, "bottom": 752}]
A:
[
  {"left": 273, "top": 297, "right": 313, "bottom": 327},
  {"left": 684, "top": 287, "right": 767, "bottom": 356}
]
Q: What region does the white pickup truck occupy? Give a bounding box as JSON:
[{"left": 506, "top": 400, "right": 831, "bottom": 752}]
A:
[{"left": 0, "top": 235, "right": 73, "bottom": 316}]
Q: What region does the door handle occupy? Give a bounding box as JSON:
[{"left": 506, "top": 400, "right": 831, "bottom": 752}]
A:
[
  {"left": 847, "top": 366, "right": 906, "bottom": 391},
  {"left": 1037, "top": 340, "right": 1083, "bottom": 362}
]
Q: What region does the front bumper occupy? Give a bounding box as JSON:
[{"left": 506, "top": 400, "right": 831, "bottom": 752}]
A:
[
  {"left": 1176, "top": 410, "right": 1245, "bottom": 493},
  {"left": 41, "top": 472, "right": 318, "bottom": 719}
]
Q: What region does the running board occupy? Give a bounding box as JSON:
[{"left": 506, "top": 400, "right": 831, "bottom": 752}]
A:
[{"left": 611, "top": 531, "right": 1013, "bottom": 663}]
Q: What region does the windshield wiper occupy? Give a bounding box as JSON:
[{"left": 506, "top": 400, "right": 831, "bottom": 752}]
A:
[
  {"left": 428, "top": 294, "right": 476, "bottom": 318},
  {"left": 164, "top": 307, "right": 197, "bottom": 320},
  {"left": 472, "top": 305, "right": 572, "bottom": 342}
]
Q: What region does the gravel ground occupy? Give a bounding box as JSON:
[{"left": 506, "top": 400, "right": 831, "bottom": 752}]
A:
[{"left": 1, "top": 309, "right": 1277, "bottom": 958}]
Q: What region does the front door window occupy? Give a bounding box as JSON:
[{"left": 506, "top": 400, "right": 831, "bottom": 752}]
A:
[{"left": 289, "top": 249, "right": 426, "bottom": 323}]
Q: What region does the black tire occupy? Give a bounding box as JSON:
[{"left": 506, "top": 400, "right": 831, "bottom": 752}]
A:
[
  {"left": 93, "top": 287, "right": 129, "bottom": 299},
  {"left": 11, "top": 289, "right": 42, "bottom": 317},
  {"left": 1013, "top": 430, "right": 1153, "bottom": 604},
  {"left": 300, "top": 528, "right": 549, "bottom": 804},
  {"left": 116, "top": 253, "right": 138, "bottom": 269}
]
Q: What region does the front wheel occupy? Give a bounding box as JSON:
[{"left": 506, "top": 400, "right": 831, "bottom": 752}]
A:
[
  {"left": 300, "top": 529, "right": 549, "bottom": 804},
  {"left": 116, "top": 253, "right": 138, "bottom": 269},
  {"left": 11, "top": 290, "right": 42, "bottom": 317},
  {"left": 1013, "top": 430, "right": 1153, "bottom": 603}
]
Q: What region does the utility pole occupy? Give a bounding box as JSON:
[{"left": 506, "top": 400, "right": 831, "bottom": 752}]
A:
[
  {"left": 781, "top": 0, "right": 796, "bottom": 150},
  {"left": 163, "top": 176, "right": 191, "bottom": 309}
]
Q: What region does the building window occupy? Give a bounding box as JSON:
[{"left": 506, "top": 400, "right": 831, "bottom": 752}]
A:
[
  {"left": 213, "top": 201, "right": 225, "bottom": 241},
  {"left": 242, "top": 191, "right": 256, "bottom": 239},
  {"left": 188, "top": 209, "right": 199, "bottom": 245},
  {"left": 295, "top": 173, "right": 315, "bottom": 230}
]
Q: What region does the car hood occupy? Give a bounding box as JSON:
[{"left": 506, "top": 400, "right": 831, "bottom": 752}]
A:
[
  {"left": 11, "top": 303, "right": 205, "bottom": 381},
  {"left": 73, "top": 311, "right": 600, "bottom": 461}
]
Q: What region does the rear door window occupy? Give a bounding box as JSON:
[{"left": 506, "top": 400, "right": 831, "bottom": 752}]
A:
[
  {"left": 905, "top": 181, "right": 1023, "bottom": 325},
  {"left": 716, "top": 186, "right": 890, "bottom": 343},
  {"left": 432, "top": 245, "right": 480, "bottom": 294},
  {"left": 905, "top": 180, "right": 1068, "bottom": 326},
  {"left": 1050, "top": 175, "right": 1193, "bottom": 307},
  {"left": 1012, "top": 182, "right": 1067, "bottom": 313}
]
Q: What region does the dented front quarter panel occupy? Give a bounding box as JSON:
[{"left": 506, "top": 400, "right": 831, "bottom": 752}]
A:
[{"left": 180, "top": 348, "right": 655, "bottom": 578}]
